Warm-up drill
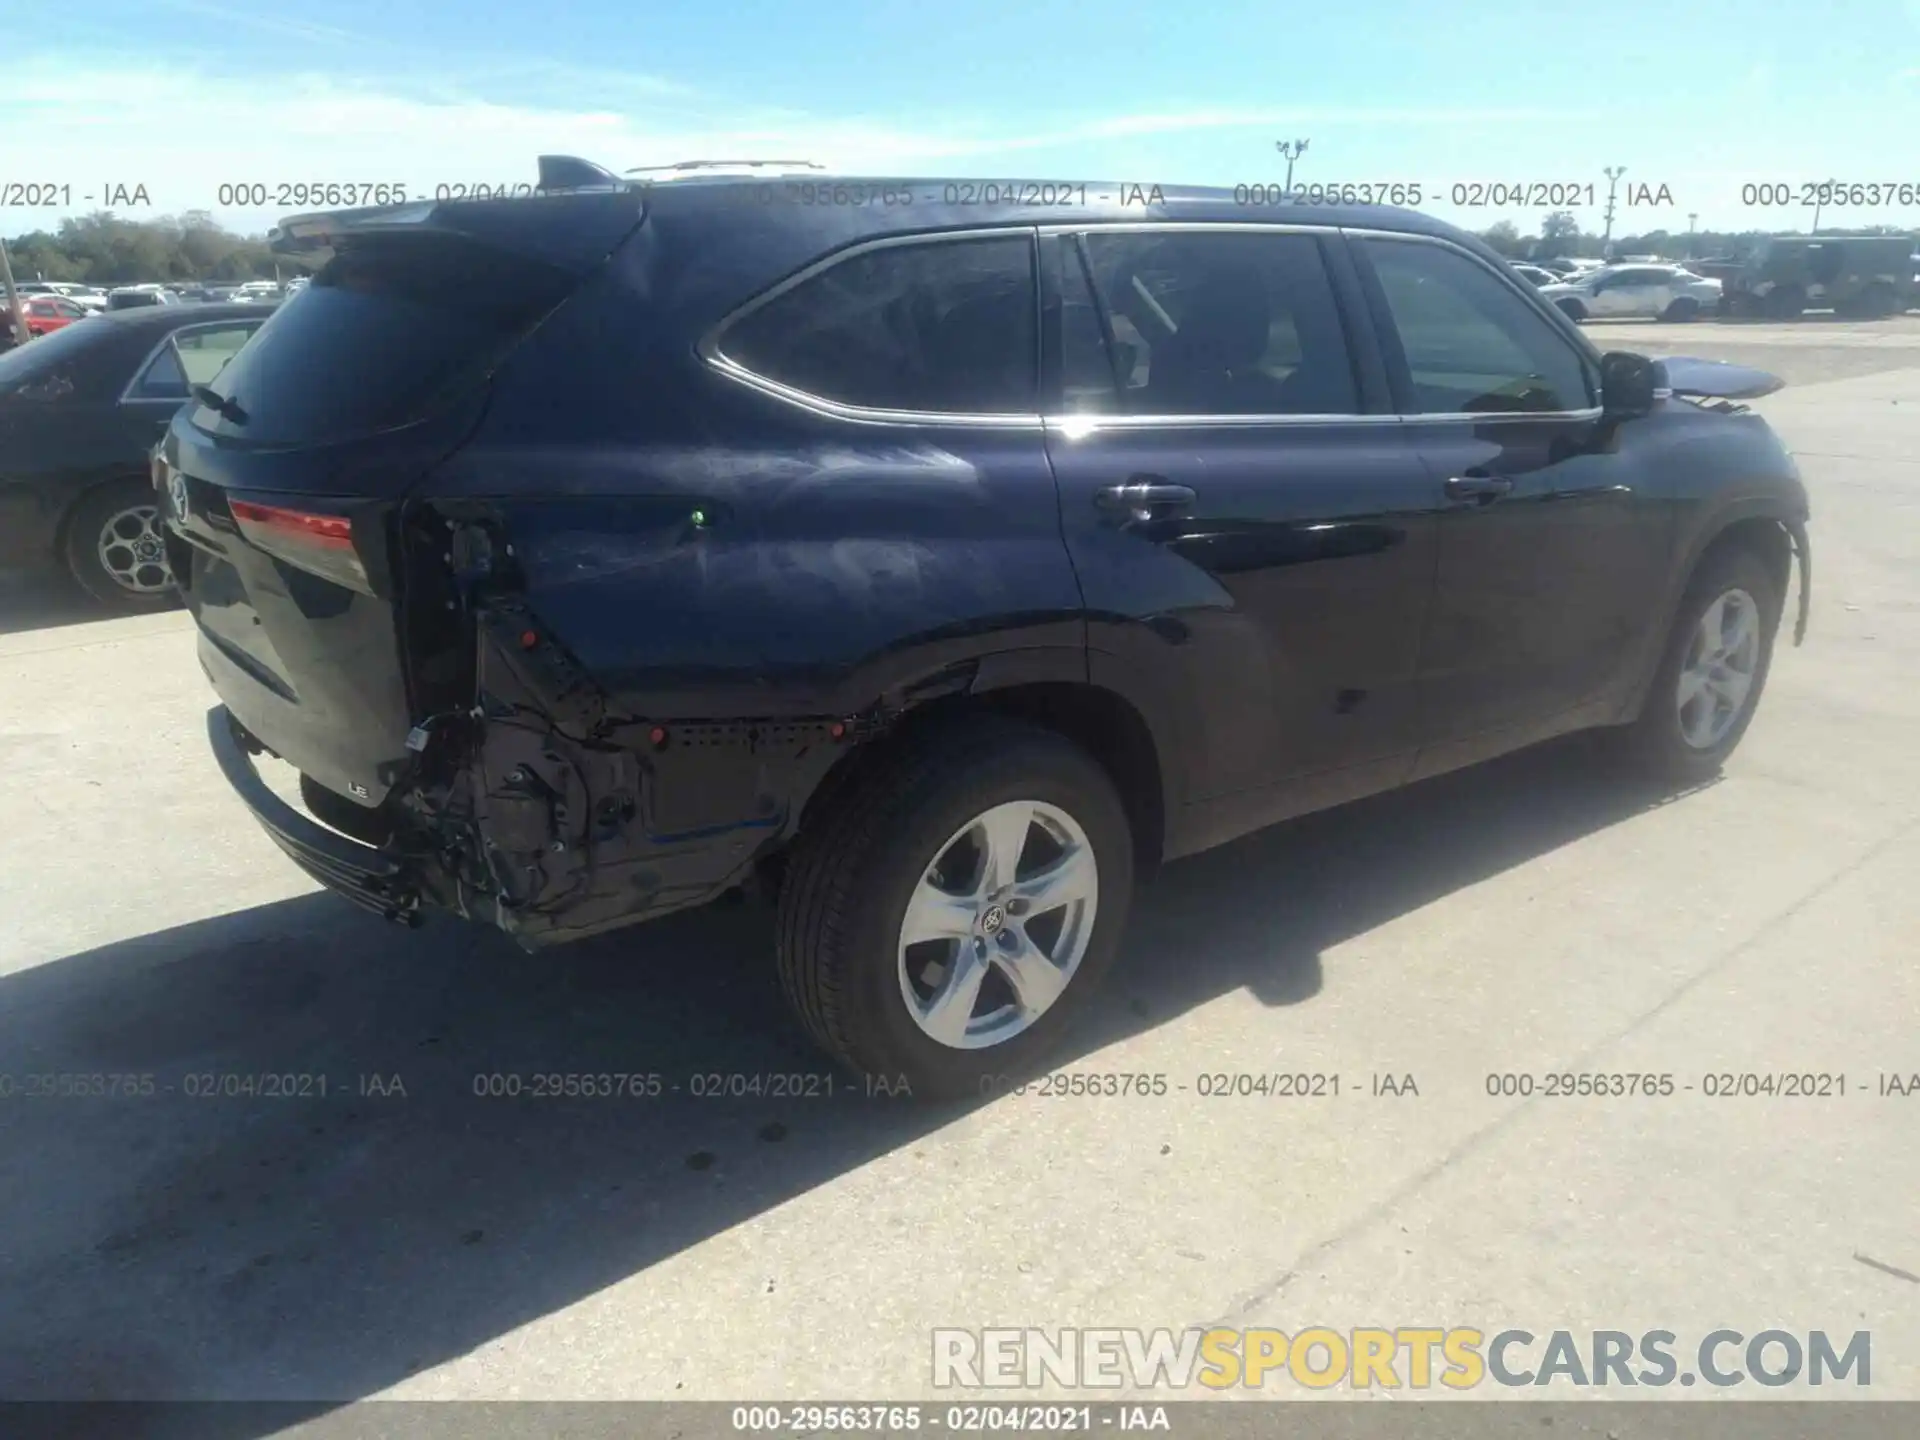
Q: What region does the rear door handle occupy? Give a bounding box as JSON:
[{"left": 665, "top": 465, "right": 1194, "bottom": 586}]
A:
[
  {"left": 1095, "top": 479, "right": 1197, "bottom": 519},
  {"left": 1443, "top": 475, "right": 1514, "bottom": 503}
]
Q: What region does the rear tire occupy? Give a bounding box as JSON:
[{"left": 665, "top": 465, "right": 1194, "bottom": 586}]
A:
[
  {"left": 775, "top": 719, "right": 1135, "bottom": 1100},
  {"left": 1555, "top": 298, "right": 1587, "bottom": 323},
  {"left": 1858, "top": 283, "right": 1898, "bottom": 320},
  {"left": 62, "top": 477, "right": 180, "bottom": 613},
  {"left": 1661, "top": 297, "right": 1700, "bottom": 322},
  {"left": 1764, "top": 286, "right": 1806, "bottom": 320},
  {"left": 1616, "top": 545, "right": 1783, "bottom": 784}
]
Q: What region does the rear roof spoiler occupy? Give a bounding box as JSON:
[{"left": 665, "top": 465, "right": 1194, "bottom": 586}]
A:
[
  {"left": 267, "top": 156, "right": 647, "bottom": 270},
  {"left": 537, "top": 154, "right": 626, "bottom": 190}
]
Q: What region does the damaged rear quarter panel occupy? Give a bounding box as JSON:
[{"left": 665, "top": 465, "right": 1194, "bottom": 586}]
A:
[{"left": 406, "top": 254, "right": 1085, "bottom": 939}]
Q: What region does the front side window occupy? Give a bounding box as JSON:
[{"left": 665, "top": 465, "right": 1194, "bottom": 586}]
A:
[
  {"left": 1062, "top": 230, "right": 1359, "bottom": 416},
  {"left": 718, "top": 234, "right": 1037, "bottom": 414},
  {"left": 1361, "top": 238, "right": 1594, "bottom": 414}
]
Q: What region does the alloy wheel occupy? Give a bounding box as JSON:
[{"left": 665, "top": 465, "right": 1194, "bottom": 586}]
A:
[
  {"left": 95, "top": 503, "right": 174, "bottom": 594},
  {"left": 1676, "top": 588, "right": 1760, "bottom": 749},
  {"left": 896, "top": 799, "right": 1099, "bottom": 1050}
]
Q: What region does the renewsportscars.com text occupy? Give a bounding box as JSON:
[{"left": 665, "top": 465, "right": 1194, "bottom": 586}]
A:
[{"left": 931, "top": 1327, "right": 1871, "bottom": 1390}]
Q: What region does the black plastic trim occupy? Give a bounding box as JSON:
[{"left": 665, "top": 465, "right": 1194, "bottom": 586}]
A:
[{"left": 206, "top": 706, "right": 423, "bottom": 925}]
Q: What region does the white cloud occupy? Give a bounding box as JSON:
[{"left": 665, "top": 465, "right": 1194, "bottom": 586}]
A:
[{"left": 153, "top": 0, "right": 370, "bottom": 45}]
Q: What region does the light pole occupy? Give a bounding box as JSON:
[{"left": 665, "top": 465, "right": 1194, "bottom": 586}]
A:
[
  {"left": 1601, "top": 166, "right": 1626, "bottom": 254},
  {"left": 1276, "top": 138, "right": 1311, "bottom": 196},
  {"left": 0, "top": 235, "right": 28, "bottom": 349},
  {"left": 1810, "top": 193, "right": 1822, "bottom": 235},
  {"left": 1687, "top": 212, "right": 1697, "bottom": 258}
]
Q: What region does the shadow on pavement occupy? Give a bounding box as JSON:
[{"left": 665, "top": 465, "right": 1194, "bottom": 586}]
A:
[
  {"left": 0, "top": 575, "right": 175, "bottom": 638},
  {"left": 0, "top": 730, "right": 1681, "bottom": 1418}
]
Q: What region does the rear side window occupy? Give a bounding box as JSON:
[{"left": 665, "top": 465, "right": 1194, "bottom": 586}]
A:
[
  {"left": 717, "top": 234, "right": 1037, "bottom": 414},
  {"left": 1361, "top": 238, "right": 1594, "bottom": 414},
  {"left": 129, "top": 323, "right": 261, "bottom": 402},
  {"left": 192, "top": 235, "right": 575, "bottom": 444},
  {"left": 1063, "top": 230, "right": 1360, "bottom": 416}
]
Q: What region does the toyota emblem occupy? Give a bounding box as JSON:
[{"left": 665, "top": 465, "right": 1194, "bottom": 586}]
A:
[{"left": 168, "top": 470, "right": 189, "bottom": 521}]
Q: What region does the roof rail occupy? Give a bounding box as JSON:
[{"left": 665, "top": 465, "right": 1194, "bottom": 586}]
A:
[
  {"left": 536, "top": 155, "right": 628, "bottom": 191},
  {"left": 623, "top": 159, "right": 826, "bottom": 175}
]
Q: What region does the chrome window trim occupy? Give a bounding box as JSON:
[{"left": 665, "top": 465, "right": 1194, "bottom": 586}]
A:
[
  {"left": 1401, "top": 406, "right": 1605, "bottom": 424},
  {"left": 1044, "top": 411, "right": 1403, "bottom": 433},
  {"left": 116, "top": 319, "right": 264, "bottom": 405},
  {"left": 1037, "top": 220, "right": 1337, "bottom": 239},
  {"left": 1042, "top": 407, "right": 1602, "bottom": 434},
  {"left": 1339, "top": 226, "right": 1604, "bottom": 412},
  {"left": 698, "top": 226, "right": 1047, "bottom": 429}
]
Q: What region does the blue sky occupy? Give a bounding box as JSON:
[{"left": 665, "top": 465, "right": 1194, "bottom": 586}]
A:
[{"left": 3, "top": 0, "right": 1919, "bottom": 236}]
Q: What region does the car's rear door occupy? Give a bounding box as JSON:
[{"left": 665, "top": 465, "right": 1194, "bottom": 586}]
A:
[
  {"left": 1596, "top": 266, "right": 1669, "bottom": 318},
  {"left": 1040, "top": 224, "right": 1439, "bottom": 833}
]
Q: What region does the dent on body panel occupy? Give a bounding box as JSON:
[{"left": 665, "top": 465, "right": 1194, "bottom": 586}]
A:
[{"left": 485, "top": 435, "right": 1079, "bottom": 716}]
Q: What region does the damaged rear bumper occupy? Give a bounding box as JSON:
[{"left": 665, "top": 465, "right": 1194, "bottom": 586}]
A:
[{"left": 206, "top": 706, "right": 425, "bottom": 927}]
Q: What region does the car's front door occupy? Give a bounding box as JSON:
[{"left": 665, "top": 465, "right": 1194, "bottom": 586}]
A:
[
  {"left": 1041, "top": 225, "right": 1441, "bottom": 831},
  {"left": 1350, "top": 233, "right": 1669, "bottom": 774}
]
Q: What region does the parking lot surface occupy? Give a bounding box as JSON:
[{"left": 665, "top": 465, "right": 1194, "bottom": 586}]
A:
[{"left": 1, "top": 315, "right": 1917, "bottom": 1408}]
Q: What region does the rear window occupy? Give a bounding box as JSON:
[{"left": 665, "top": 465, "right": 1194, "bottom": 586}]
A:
[{"left": 191, "top": 234, "right": 576, "bottom": 445}]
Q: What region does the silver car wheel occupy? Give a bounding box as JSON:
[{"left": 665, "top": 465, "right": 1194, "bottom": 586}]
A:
[
  {"left": 95, "top": 503, "right": 174, "bottom": 594},
  {"left": 1676, "top": 588, "right": 1760, "bottom": 749},
  {"left": 896, "top": 799, "right": 1099, "bottom": 1051}
]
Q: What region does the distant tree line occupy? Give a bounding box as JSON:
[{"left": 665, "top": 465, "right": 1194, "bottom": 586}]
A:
[
  {"left": 1475, "top": 213, "right": 1917, "bottom": 262},
  {"left": 2, "top": 212, "right": 316, "bottom": 285},
  {"left": 8, "top": 207, "right": 1913, "bottom": 287}
]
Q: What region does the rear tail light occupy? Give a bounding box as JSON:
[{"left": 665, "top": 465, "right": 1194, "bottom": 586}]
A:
[{"left": 229, "top": 498, "right": 374, "bottom": 594}]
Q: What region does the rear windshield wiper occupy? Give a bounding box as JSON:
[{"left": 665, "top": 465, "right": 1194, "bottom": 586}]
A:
[{"left": 192, "top": 384, "right": 249, "bottom": 425}]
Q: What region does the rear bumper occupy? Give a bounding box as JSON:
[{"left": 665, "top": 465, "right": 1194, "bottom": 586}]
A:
[{"left": 206, "top": 705, "right": 424, "bottom": 926}]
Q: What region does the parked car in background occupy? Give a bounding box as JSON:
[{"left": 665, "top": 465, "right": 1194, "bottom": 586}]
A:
[
  {"left": 1511, "top": 262, "right": 1558, "bottom": 287},
  {"left": 1715, "top": 234, "right": 1916, "bottom": 319},
  {"left": 105, "top": 285, "right": 180, "bottom": 310},
  {"left": 0, "top": 302, "right": 276, "bottom": 610},
  {"left": 166, "top": 158, "right": 1811, "bottom": 1095},
  {"left": 1540, "top": 263, "right": 1721, "bottom": 322},
  {"left": 18, "top": 295, "right": 93, "bottom": 336},
  {"left": 233, "top": 280, "right": 282, "bottom": 301},
  {"left": 14, "top": 282, "right": 105, "bottom": 311},
  {"left": 1536, "top": 257, "right": 1603, "bottom": 275}
]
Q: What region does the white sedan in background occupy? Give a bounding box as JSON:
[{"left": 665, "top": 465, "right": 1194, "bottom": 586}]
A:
[{"left": 1541, "top": 263, "right": 1722, "bottom": 322}]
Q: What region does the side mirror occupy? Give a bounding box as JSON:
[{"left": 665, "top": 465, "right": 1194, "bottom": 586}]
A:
[{"left": 1599, "top": 351, "right": 1659, "bottom": 419}]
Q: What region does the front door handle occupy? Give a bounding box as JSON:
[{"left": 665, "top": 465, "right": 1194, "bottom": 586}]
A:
[
  {"left": 1443, "top": 475, "right": 1514, "bottom": 504},
  {"left": 1095, "top": 479, "right": 1197, "bottom": 520}
]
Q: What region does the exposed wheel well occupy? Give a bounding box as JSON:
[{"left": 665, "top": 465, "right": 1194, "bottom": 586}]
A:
[
  {"left": 1695, "top": 516, "right": 1793, "bottom": 610},
  {"left": 787, "top": 682, "right": 1167, "bottom": 884}
]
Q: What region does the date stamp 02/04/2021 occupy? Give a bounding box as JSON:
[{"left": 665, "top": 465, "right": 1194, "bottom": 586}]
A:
[{"left": 2, "top": 1069, "right": 1913, "bottom": 1103}]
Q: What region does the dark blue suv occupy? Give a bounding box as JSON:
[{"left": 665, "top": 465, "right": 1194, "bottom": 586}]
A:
[{"left": 160, "top": 157, "right": 1811, "bottom": 1096}]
